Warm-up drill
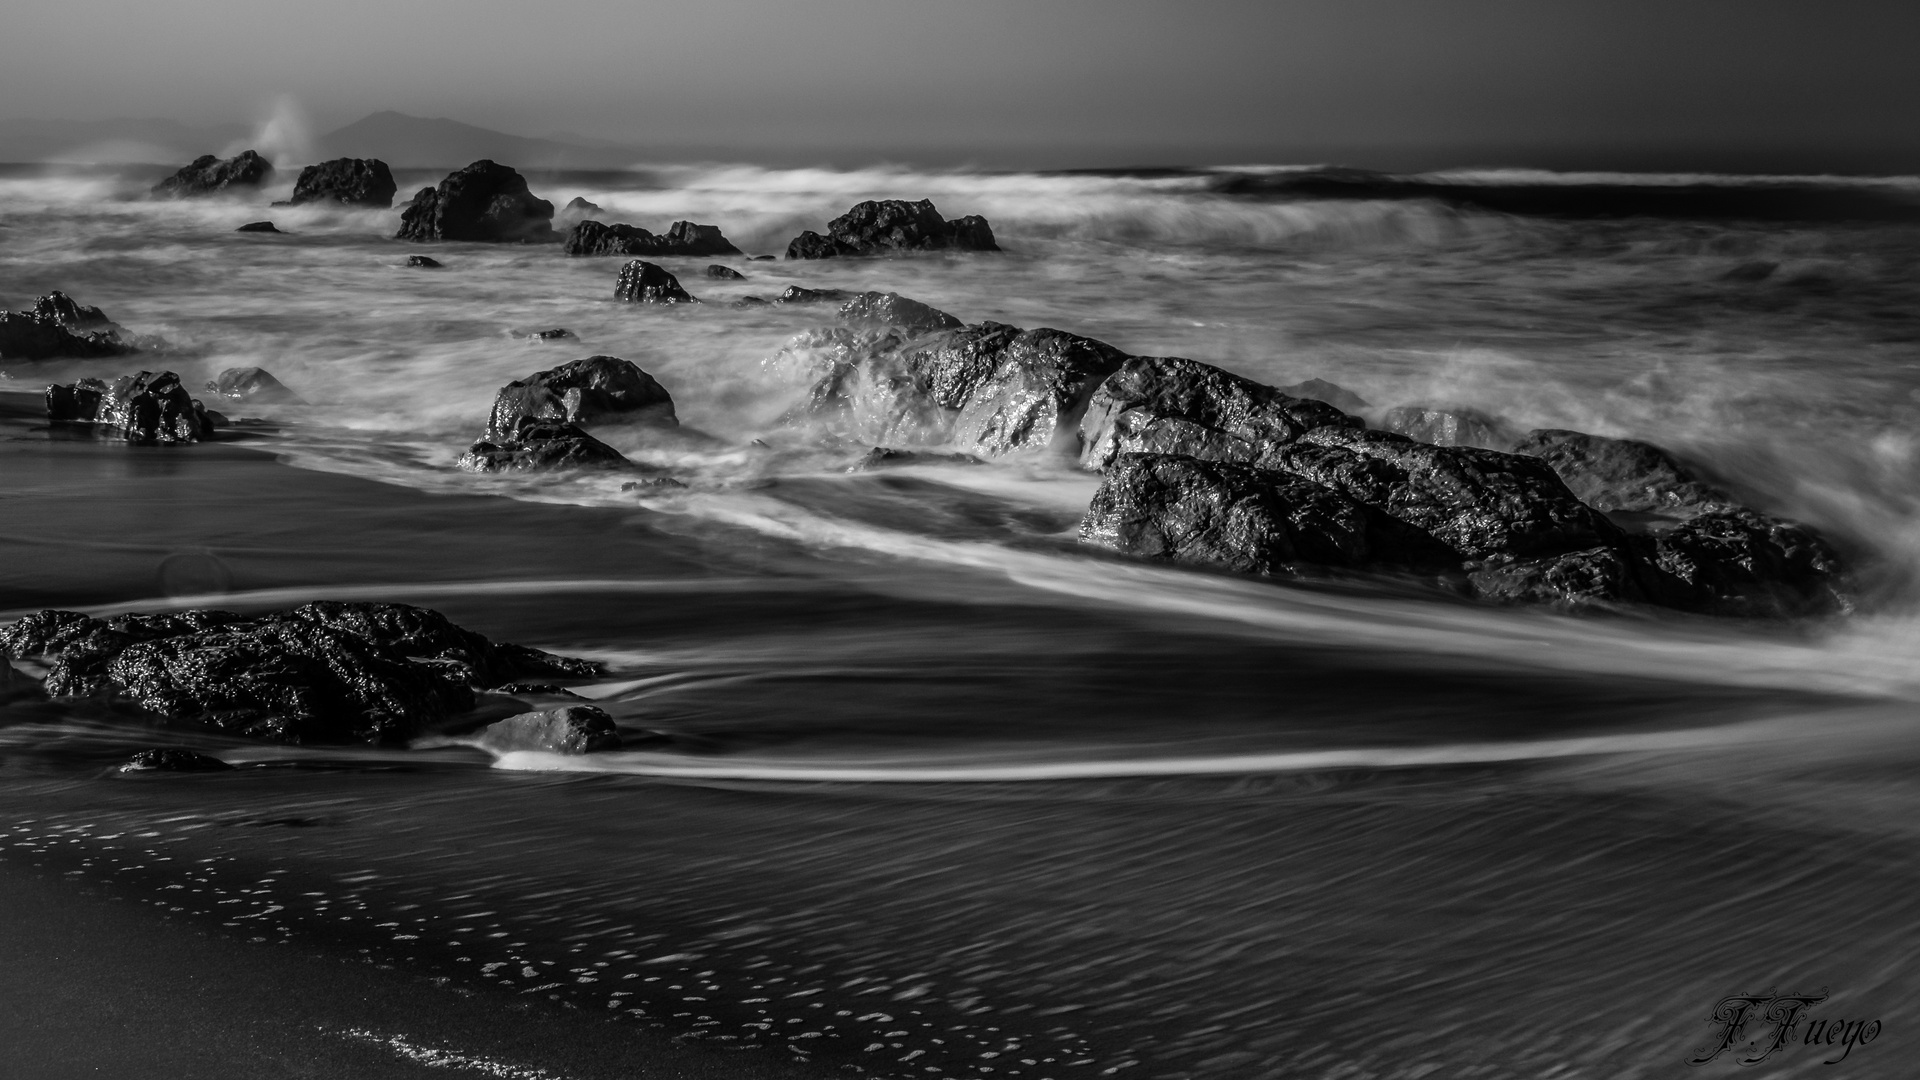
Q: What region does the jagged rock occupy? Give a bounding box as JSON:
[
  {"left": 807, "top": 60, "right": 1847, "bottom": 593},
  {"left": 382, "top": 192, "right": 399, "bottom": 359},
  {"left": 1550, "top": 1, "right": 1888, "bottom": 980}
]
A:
[
  {"left": 1639, "top": 508, "right": 1846, "bottom": 617},
  {"left": 288, "top": 157, "right": 397, "bottom": 207},
  {"left": 563, "top": 220, "right": 740, "bottom": 257},
  {"left": 1378, "top": 405, "right": 1518, "bottom": 450},
  {"left": 785, "top": 199, "right": 999, "bottom": 258},
  {"left": 705, "top": 264, "right": 745, "bottom": 279},
  {"left": 838, "top": 291, "right": 963, "bottom": 335},
  {"left": 478, "top": 705, "right": 622, "bottom": 754},
  {"left": 1510, "top": 429, "right": 1728, "bottom": 514},
  {"left": 850, "top": 447, "right": 986, "bottom": 471},
  {"left": 1081, "top": 453, "right": 1459, "bottom": 576},
  {"left": 773, "top": 286, "right": 848, "bottom": 305},
  {"left": 205, "top": 367, "right": 302, "bottom": 403},
  {"left": 2, "top": 602, "right": 599, "bottom": 744},
  {"left": 151, "top": 151, "right": 273, "bottom": 197},
  {"left": 560, "top": 196, "right": 603, "bottom": 220},
  {"left": 395, "top": 160, "right": 555, "bottom": 243},
  {"left": 406, "top": 255, "right": 443, "bottom": 268},
  {"left": 119, "top": 749, "right": 234, "bottom": 773},
  {"left": 1277, "top": 378, "right": 1370, "bottom": 413},
  {"left": 0, "top": 291, "right": 137, "bottom": 360},
  {"left": 482, "top": 354, "right": 676, "bottom": 443},
  {"left": 236, "top": 221, "right": 280, "bottom": 234},
  {"left": 46, "top": 370, "right": 217, "bottom": 444},
  {"left": 457, "top": 420, "right": 629, "bottom": 474},
  {"left": 1078, "top": 356, "right": 1361, "bottom": 471},
  {"left": 613, "top": 261, "right": 694, "bottom": 304}
]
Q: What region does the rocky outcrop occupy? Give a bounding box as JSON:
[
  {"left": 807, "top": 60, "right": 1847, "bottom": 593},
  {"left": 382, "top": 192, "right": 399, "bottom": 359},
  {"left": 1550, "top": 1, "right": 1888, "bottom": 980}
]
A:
[
  {"left": 288, "top": 158, "right": 397, "bottom": 207},
  {"left": 0, "top": 291, "right": 138, "bottom": 360},
  {"left": 46, "top": 370, "right": 218, "bottom": 444},
  {"left": 205, "top": 367, "right": 302, "bottom": 403},
  {"left": 1, "top": 603, "right": 599, "bottom": 744},
  {"left": 395, "top": 160, "right": 555, "bottom": 243},
  {"left": 478, "top": 705, "right": 622, "bottom": 754},
  {"left": 613, "top": 261, "right": 695, "bottom": 304},
  {"left": 1377, "top": 405, "right": 1517, "bottom": 450},
  {"left": 481, "top": 355, "right": 676, "bottom": 443},
  {"left": 1078, "top": 355, "right": 1361, "bottom": 472},
  {"left": 457, "top": 420, "right": 629, "bottom": 473},
  {"left": 564, "top": 220, "right": 740, "bottom": 257},
  {"left": 151, "top": 151, "right": 273, "bottom": 197},
  {"left": 784, "top": 199, "right": 1000, "bottom": 258}
]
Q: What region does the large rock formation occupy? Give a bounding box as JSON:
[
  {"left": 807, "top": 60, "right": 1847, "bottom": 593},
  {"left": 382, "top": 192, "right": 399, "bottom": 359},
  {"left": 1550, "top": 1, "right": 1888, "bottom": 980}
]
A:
[
  {"left": 288, "top": 157, "right": 397, "bottom": 208},
  {"left": 395, "top": 160, "right": 555, "bottom": 243},
  {"left": 613, "top": 261, "right": 695, "bottom": 304},
  {"left": 563, "top": 220, "right": 740, "bottom": 257},
  {"left": 784, "top": 199, "right": 999, "bottom": 259},
  {"left": 0, "top": 291, "right": 138, "bottom": 361},
  {"left": 0, "top": 603, "right": 599, "bottom": 744},
  {"left": 481, "top": 355, "right": 676, "bottom": 443},
  {"left": 46, "top": 370, "right": 218, "bottom": 444},
  {"left": 151, "top": 151, "right": 273, "bottom": 197}
]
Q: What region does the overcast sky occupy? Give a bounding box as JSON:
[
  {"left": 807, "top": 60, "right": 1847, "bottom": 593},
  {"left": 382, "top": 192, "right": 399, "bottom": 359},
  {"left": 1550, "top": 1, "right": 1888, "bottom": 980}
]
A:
[{"left": 5, "top": 0, "right": 1918, "bottom": 170}]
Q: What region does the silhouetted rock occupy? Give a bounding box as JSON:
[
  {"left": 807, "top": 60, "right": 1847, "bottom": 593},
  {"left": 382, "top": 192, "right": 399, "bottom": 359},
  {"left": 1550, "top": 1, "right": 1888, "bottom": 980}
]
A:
[
  {"left": 1277, "top": 378, "right": 1370, "bottom": 413},
  {"left": 1378, "top": 405, "right": 1518, "bottom": 450},
  {"left": 560, "top": 196, "right": 602, "bottom": 220},
  {"left": 457, "top": 420, "right": 630, "bottom": 473},
  {"left": 2, "top": 603, "right": 599, "bottom": 744},
  {"left": 850, "top": 447, "right": 986, "bottom": 471},
  {"left": 235, "top": 221, "right": 280, "bottom": 234},
  {"left": 838, "top": 291, "right": 964, "bottom": 335},
  {"left": 152, "top": 151, "right": 273, "bottom": 197},
  {"left": 0, "top": 291, "right": 137, "bottom": 360},
  {"left": 482, "top": 354, "right": 676, "bottom": 444},
  {"left": 395, "top": 160, "right": 555, "bottom": 243},
  {"left": 563, "top": 220, "right": 740, "bottom": 257},
  {"left": 288, "top": 157, "right": 397, "bottom": 208},
  {"left": 206, "top": 366, "right": 302, "bottom": 403},
  {"left": 1510, "top": 429, "right": 1727, "bottom": 514},
  {"left": 613, "top": 261, "right": 694, "bottom": 304},
  {"left": 1078, "top": 356, "right": 1361, "bottom": 471},
  {"left": 46, "top": 370, "right": 217, "bottom": 444},
  {"left": 119, "top": 748, "right": 234, "bottom": 773},
  {"left": 705, "top": 264, "right": 745, "bottom": 279},
  {"left": 406, "top": 255, "right": 443, "bottom": 268},
  {"left": 478, "top": 705, "right": 621, "bottom": 754},
  {"left": 784, "top": 199, "right": 1000, "bottom": 258}
]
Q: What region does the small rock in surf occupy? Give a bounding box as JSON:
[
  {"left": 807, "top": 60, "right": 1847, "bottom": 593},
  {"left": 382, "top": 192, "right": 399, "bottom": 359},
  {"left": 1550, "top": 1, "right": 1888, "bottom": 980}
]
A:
[
  {"left": 478, "top": 705, "right": 622, "bottom": 754},
  {"left": 205, "top": 366, "right": 303, "bottom": 403},
  {"left": 235, "top": 221, "right": 281, "bottom": 234},
  {"left": 119, "top": 748, "right": 235, "bottom": 773},
  {"left": 613, "top": 261, "right": 695, "bottom": 304},
  {"left": 46, "top": 370, "right": 218, "bottom": 444}
]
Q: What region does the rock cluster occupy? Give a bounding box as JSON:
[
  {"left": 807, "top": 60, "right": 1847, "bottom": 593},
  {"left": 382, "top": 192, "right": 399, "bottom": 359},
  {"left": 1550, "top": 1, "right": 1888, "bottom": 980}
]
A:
[
  {"left": 288, "top": 157, "right": 397, "bottom": 208},
  {"left": 151, "top": 151, "right": 273, "bottom": 197},
  {"left": 46, "top": 370, "right": 219, "bottom": 444},
  {"left": 0, "top": 291, "right": 138, "bottom": 361},
  {"left": 0, "top": 603, "right": 599, "bottom": 744},
  {"left": 396, "top": 160, "right": 555, "bottom": 243},
  {"left": 458, "top": 355, "right": 676, "bottom": 474},
  {"left": 785, "top": 199, "right": 999, "bottom": 259},
  {"left": 563, "top": 220, "right": 740, "bottom": 257}
]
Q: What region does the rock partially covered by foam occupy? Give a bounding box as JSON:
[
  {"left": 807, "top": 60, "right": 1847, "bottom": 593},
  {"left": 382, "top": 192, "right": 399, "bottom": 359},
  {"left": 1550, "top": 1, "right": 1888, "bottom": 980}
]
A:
[
  {"left": 119, "top": 748, "right": 234, "bottom": 773},
  {"left": 564, "top": 220, "right": 741, "bottom": 257},
  {"left": 0, "top": 291, "right": 138, "bottom": 361},
  {"left": 1277, "top": 378, "right": 1370, "bottom": 413},
  {"left": 482, "top": 355, "right": 676, "bottom": 443},
  {"left": 1511, "top": 429, "right": 1728, "bottom": 514},
  {"left": 1377, "top": 405, "right": 1518, "bottom": 450},
  {"left": 1, "top": 603, "right": 600, "bottom": 744},
  {"left": 479, "top": 705, "right": 622, "bottom": 754},
  {"left": 289, "top": 157, "right": 397, "bottom": 208},
  {"left": 613, "top": 261, "right": 695, "bottom": 304},
  {"left": 785, "top": 199, "right": 999, "bottom": 258},
  {"left": 152, "top": 151, "right": 273, "bottom": 197},
  {"left": 457, "top": 419, "right": 630, "bottom": 474},
  {"left": 46, "top": 370, "right": 218, "bottom": 444},
  {"left": 396, "top": 160, "right": 556, "bottom": 243},
  {"left": 206, "top": 366, "right": 303, "bottom": 403}
]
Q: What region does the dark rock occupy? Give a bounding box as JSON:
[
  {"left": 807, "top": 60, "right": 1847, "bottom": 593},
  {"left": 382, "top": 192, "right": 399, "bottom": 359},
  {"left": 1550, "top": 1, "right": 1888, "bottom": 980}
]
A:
[
  {"left": 1080, "top": 453, "right": 1459, "bottom": 576},
  {"left": 1277, "top": 378, "right": 1370, "bottom": 413},
  {"left": 1079, "top": 356, "right": 1362, "bottom": 471},
  {"left": 2, "top": 602, "right": 598, "bottom": 744},
  {"left": 457, "top": 420, "right": 630, "bottom": 474},
  {"left": 289, "top": 157, "right": 397, "bottom": 208},
  {"left": 46, "top": 370, "right": 217, "bottom": 444},
  {"left": 560, "top": 196, "right": 603, "bottom": 219},
  {"left": 731, "top": 296, "right": 769, "bottom": 307},
  {"left": 151, "top": 151, "right": 273, "bottom": 198},
  {"left": 490, "top": 682, "right": 587, "bottom": 699},
  {"left": 477, "top": 705, "right": 622, "bottom": 754},
  {"left": 705, "top": 264, "right": 746, "bottom": 279},
  {"left": 0, "top": 291, "right": 137, "bottom": 361},
  {"left": 482, "top": 354, "right": 676, "bottom": 444},
  {"left": 1468, "top": 546, "right": 1649, "bottom": 609},
  {"left": 563, "top": 220, "right": 740, "bottom": 257},
  {"left": 1510, "top": 429, "right": 1727, "bottom": 514},
  {"left": 621, "top": 477, "right": 688, "bottom": 490},
  {"left": 205, "top": 366, "right": 302, "bottom": 404},
  {"left": 785, "top": 199, "right": 1000, "bottom": 258},
  {"left": 524, "top": 328, "right": 576, "bottom": 342},
  {"left": 837, "top": 291, "right": 963, "bottom": 336},
  {"left": 1378, "top": 405, "right": 1518, "bottom": 450},
  {"left": 406, "top": 255, "right": 443, "bottom": 268},
  {"left": 119, "top": 748, "right": 234, "bottom": 773},
  {"left": 395, "top": 160, "right": 556, "bottom": 244},
  {"left": 236, "top": 221, "right": 280, "bottom": 234},
  {"left": 613, "top": 261, "right": 694, "bottom": 304},
  {"left": 1638, "top": 508, "right": 1847, "bottom": 617},
  {"left": 773, "top": 286, "right": 848, "bottom": 305},
  {"left": 850, "top": 447, "right": 986, "bottom": 472}
]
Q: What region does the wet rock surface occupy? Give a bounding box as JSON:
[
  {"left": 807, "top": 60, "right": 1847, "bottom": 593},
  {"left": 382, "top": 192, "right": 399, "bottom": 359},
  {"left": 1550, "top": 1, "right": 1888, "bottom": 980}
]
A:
[
  {"left": 1511, "top": 428, "right": 1728, "bottom": 514},
  {"left": 1377, "top": 405, "right": 1517, "bottom": 450},
  {"left": 1, "top": 603, "right": 598, "bottom": 744},
  {"left": 46, "top": 370, "right": 218, "bottom": 444},
  {"left": 563, "top": 219, "right": 741, "bottom": 257},
  {"left": 151, "top": 151, "right": 273, "bottom": 197},
  {"left": 457, "top": 419, "right": 630, "bottom": 474},
  {"left": 478, "top": 705, "right": 622, "bottom": 754},
  {"left": 705, "top": 264, "right": 746, "bottom": 279},
  {"left": 288, "top": 157, "right": 397, "bottom": 208},
  {"left": 1078, "top": 355, "right": 1361, "bottom": 471},
  {"left": 838, "top": 291, "right": 965, "bottom": 335},
  {"left": 613, "top": 260, "right": 694, "bottom": 304},
  {"left": 0, "top": 291, "right": 138, "bottom": 360},
  {"left": 205, "top": 366, "right": 302, "bottom": 403},
  {"left": 784, "top": 199, "right": 1000, "bottom": 258},
  {"left": 118, "top": 748, "right": 235, "bottom": 773},
  {"left": 482, "top": 354, "right": 676, "bottom": 443},
  {"left": 396, "top": 160, "right": 555, "bottom": 243}
]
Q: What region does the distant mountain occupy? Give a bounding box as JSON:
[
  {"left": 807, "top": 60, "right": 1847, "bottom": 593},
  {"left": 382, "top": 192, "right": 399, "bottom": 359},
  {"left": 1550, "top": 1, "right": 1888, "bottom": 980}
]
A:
[
  {"left": 0, "top": 117, "right": 250, "bottom": 164},
  {"left": 316, "top": 112, "right": 641, "bottom": 169}
]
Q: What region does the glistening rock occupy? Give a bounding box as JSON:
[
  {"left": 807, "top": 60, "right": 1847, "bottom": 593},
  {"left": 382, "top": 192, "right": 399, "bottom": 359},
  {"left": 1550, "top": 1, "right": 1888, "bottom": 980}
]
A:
[
  {"left": 46, "top": 370, "right": 218, "bottom": 444},
  {"left": 0, "top": 291, "right": 138, "bottom": 361}
]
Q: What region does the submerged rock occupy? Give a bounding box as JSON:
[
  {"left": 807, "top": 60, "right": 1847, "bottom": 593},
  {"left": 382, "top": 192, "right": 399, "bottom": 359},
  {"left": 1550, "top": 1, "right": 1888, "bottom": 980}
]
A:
[
  {"left": 152, "top": 151, "right": 273, "bottom": 197},
  {"left": 850, "top": 447, "right": 986, "bottom": 472},
  {"left": 773, "top": 286, "right": 849, "bottom": 305},
  {"left": 613, "top": 261, "right": 695, "bottom": 304},
  {"left": 0, "top": 291, "right": 138, "bottom": 361},
  {"left": 396, "top": 160, "right": 556, "bottom": 244},
  {"left": 478, "top": 705, "right": 622, "bottom": 754},
  {"left": 563, "top": 220, "right": 740, "bottom": 257},
  {"left": 1377, "top": 405, "right": 1518, "bottom": 450},
  {"left": 457, "top": 419, "right": 629, "bottom": 473},
  {"left": 1, "top": 603, "right": 599, "bottom": 744},
  {"left": 288, "top": 157, "right": 397, "bottom": 208},
  {"left": 482, "top": 354, "right": 676, "bottom": 443},
  {"left": 705, "top": 264, "right": 745, "bottom": 279},
  {"left": 784, "top": 199, "right": 1000, "bottom": 258},
  {"left": 523, "top": 328, "right": 576, "bottom": 342},
  {"left": 46, "top": 370, "right": 218, "bottom": 444},
  {"left": 119, "top": 748, "right": 234, "bottom": 773},
  {"left": 406, "top": 255, "right": 443, "bottom": 269},
  {"left": 205, "top": 366, "right": 302, "bottom": 403},
  {"left": 235, "top": 221, "right": 280, "bottom": 234}
]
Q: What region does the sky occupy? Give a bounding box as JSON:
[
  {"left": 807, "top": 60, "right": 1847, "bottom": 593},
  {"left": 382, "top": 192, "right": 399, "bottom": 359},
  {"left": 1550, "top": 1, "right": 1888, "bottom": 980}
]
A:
[{"left": 5, "top": 0, "right": 1919, "bottom": 171}]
